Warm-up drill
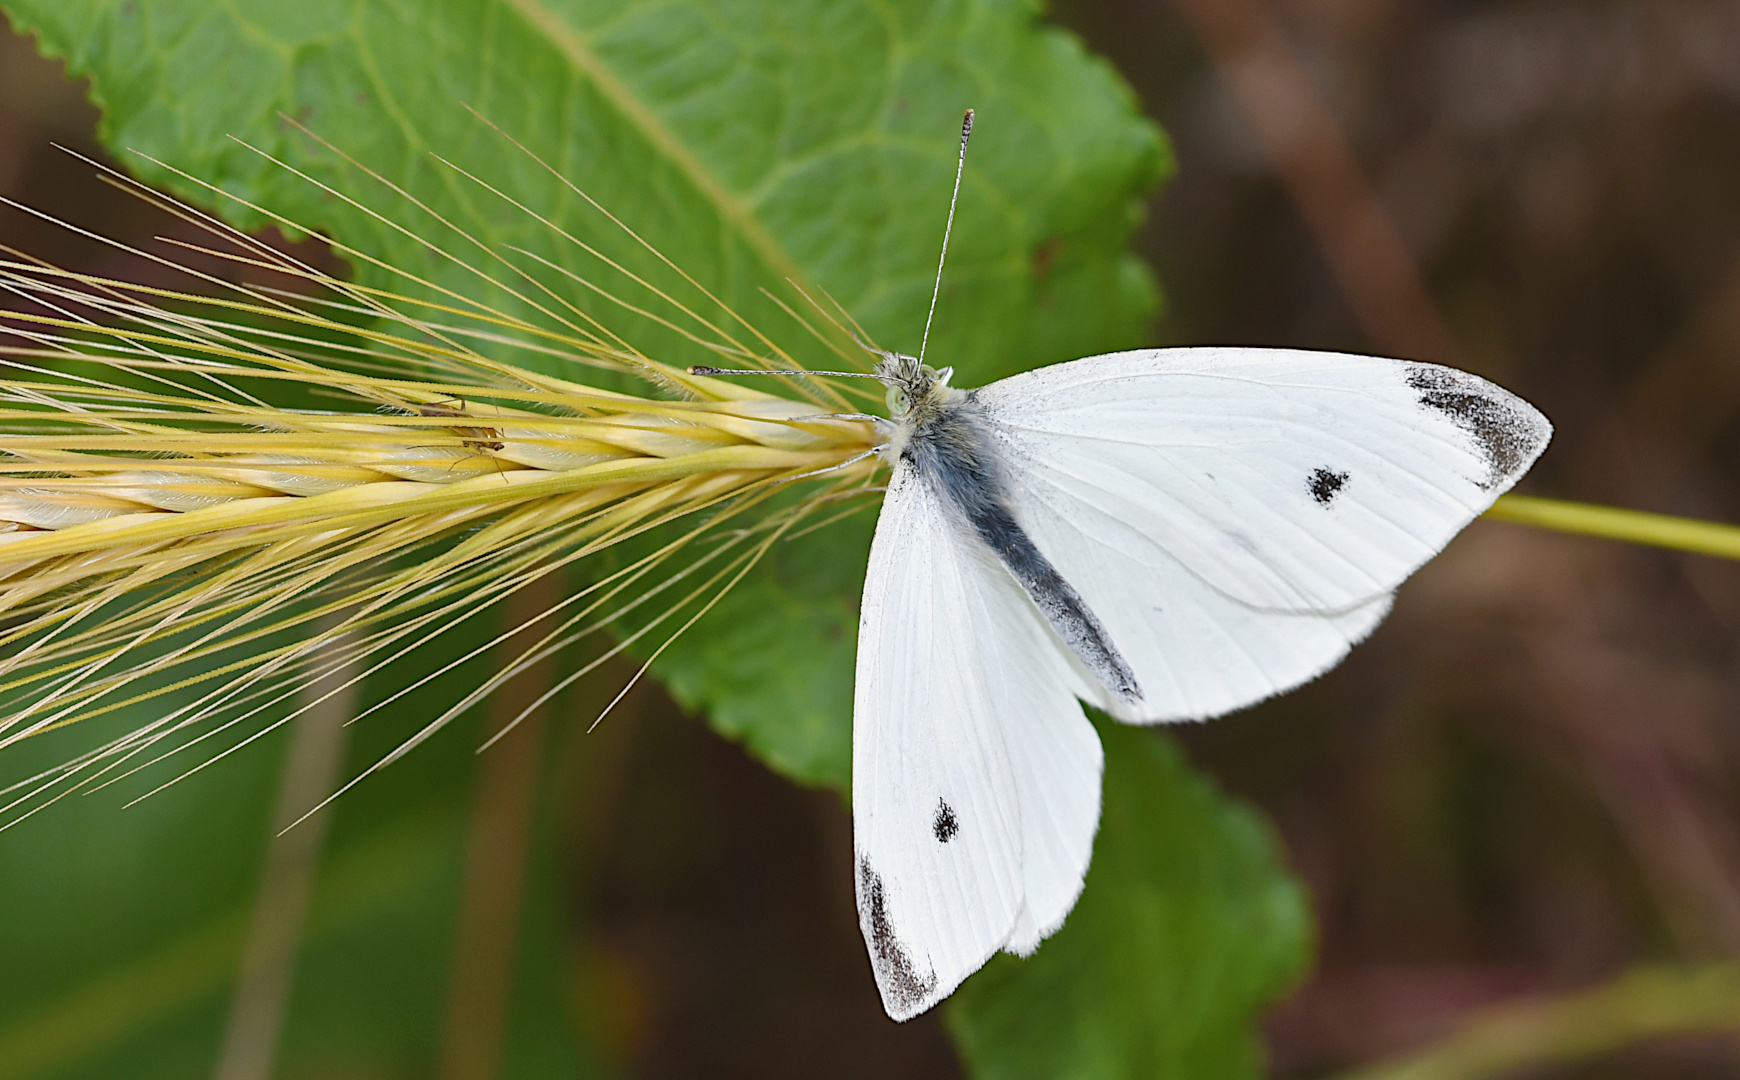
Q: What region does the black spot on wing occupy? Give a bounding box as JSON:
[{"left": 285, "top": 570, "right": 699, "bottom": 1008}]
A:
[
  {"left": 856, "top": 855, "right": 938, "bottom": 1018},
  {"left": 1307, "top": 466, "right": 1350, "bottom": 506},
  {"left": 933, "top": 799, "right": 959, "bottom": 843},
  {"left": 1405, "top": 364, "right": 1546, "bottom": 490}
]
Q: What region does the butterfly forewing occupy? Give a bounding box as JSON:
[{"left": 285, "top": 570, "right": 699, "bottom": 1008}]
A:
[
  {"left": 976, "top": 348, "right": 1550, "bottom": 614},
  {"left": 967, "top": 347, "right": 1548, "bottom": 722}
]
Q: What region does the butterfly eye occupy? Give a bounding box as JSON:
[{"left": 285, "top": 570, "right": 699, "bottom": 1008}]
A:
[{"left": 886, "top": 386, "right": 910, "bottom": 416}]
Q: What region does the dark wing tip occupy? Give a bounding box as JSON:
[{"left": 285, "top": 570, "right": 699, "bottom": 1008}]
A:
[
  {"left": 856, "top": 854, "right": 939, "bottom": 1020},
  {"left": 1404, "top": 363, "right": 1552, "bottom": 492}
]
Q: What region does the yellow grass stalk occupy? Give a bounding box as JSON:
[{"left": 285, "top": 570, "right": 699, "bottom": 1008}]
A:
[{"left": 0, "top": 143, "right": 884, "bottom": 827}]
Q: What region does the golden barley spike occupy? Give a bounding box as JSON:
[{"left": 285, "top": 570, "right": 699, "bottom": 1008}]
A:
[{"left": 0, "top": 137, "right": 882, "bottom": 828}]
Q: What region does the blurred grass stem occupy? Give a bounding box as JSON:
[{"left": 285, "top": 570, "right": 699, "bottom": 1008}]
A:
[
  {"left": 1336, "top": 962, "right": 1740, "bottom": 1080},
  {"left": 437, "top": 589, "right": 557, "bottom": 1080},
  {"left": 1167, "top": 0, "right": 1459, "bottom": 364},
  {"left": 212, "top": 619, "right": 356, "bottom": 1080},
  {"left": 1489, "top": 495, "right": 1740, "bottom": 561}
]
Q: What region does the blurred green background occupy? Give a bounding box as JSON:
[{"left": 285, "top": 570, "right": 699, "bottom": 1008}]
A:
[{"left": 2, "top": 0, "right": 1740, "bottom": 1077}]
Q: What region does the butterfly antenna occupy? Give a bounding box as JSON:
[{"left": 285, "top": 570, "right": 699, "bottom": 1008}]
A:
[
  {"left": 689, "top": 365, "right": 882, "bottom": 379},
  {"left": 918, "top": 109, "right": 974, "bottom": 368}
]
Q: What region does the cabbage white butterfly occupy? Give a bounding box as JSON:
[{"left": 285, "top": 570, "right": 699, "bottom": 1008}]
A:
[{"left": 707, "top": 111, "right": 1550, "bottom": 1020}]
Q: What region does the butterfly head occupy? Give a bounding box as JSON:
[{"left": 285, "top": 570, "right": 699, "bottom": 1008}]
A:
[
  {"left": 874, "top": 351, "right": 958, "bottom": 420},
  {"left": 868, "top": 351, "right": 964, "bottom": 461}
]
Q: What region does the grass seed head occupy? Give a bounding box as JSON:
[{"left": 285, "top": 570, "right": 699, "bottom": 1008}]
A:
[{"left": 0, "top": 137, "right": 886, "bottom": 826}]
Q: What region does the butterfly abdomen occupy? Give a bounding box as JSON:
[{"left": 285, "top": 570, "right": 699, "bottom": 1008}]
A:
[{"left": 904, "top": 396, "right": 1142, "bottom": 706}]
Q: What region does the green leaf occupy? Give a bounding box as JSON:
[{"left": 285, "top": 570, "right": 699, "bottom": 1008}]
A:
[
  {"left": 2, "top": 0, "right": 1170, "bottom": 788},
  {"left": 947, "top": 720, "right": 1314, "bottom": 1080}
]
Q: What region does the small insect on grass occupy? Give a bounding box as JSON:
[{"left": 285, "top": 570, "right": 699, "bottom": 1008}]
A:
[
  {"left": 0, "top": 129, "right": 887, "bottom": 828},
  {"left": 412, "top": 399, "right": 507, "bottom": 453}
]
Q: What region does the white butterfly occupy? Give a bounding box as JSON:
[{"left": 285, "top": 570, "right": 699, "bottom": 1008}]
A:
[
  {"left": 837, "top": 112, "right": 1552, "bottom": 1020},
  {"left": 851, "top": 344, "right": 1549, "bottom": 1020}
]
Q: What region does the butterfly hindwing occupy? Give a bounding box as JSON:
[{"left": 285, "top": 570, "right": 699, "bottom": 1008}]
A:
[{"left": 853, "top": 458, "right": 1102, "bottom": 1018}]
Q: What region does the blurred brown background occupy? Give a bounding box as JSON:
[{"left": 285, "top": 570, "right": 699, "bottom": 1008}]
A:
[{"left": 5, "top": 0, "right": 1740, "bottom": 1076}]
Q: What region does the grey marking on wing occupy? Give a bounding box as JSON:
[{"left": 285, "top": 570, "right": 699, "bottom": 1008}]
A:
[
  {"left": 902, "top": 394, "right": 1142, "bottom": 706},
  {"left": 1405, "top": 364, "right": 1546, "bottom": 490},
  {"left": 856, "top": 855, "right": 937, "bottom": 1017}
]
